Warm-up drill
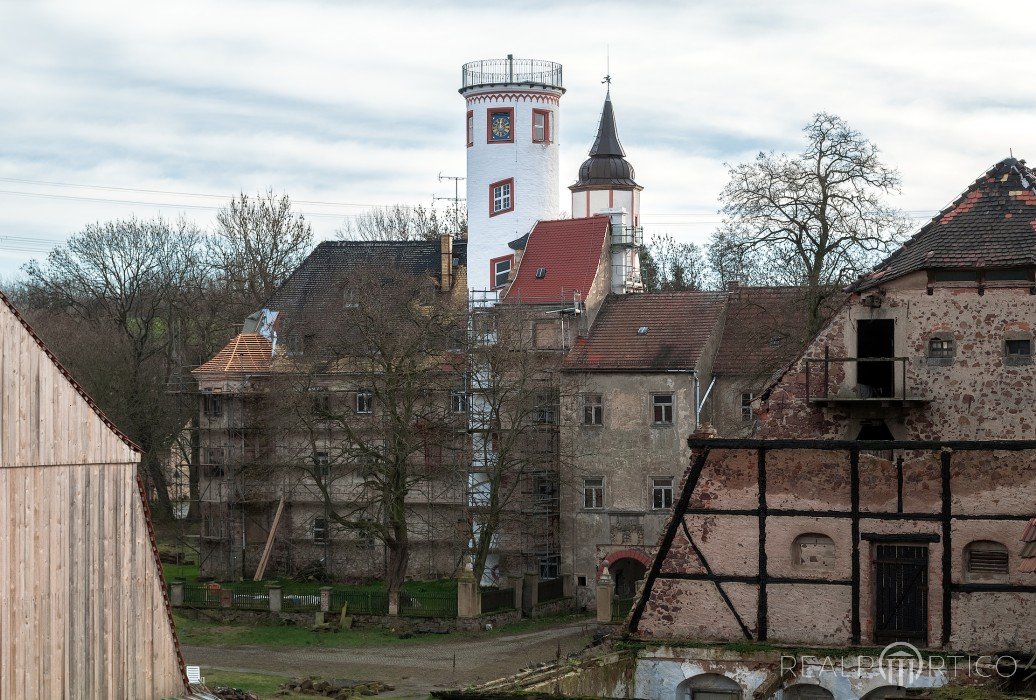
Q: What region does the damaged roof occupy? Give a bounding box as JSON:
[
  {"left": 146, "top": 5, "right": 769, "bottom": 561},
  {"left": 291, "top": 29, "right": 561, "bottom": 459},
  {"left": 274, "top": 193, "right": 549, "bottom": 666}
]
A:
[
  {"left": 264, "top": 239, "right": 465, "bottom": 320},
  {"left": 564, "top": 291, "right": 726, "bottom": 371},
  {"left": 503, "top": 216, "right": 609, "bottom": 304},
  {"left": 713, "top": 286, "right": 834, "bottom": 379},
  {"left": 852, "top": 158, "right": 1036, "bottom": 292}
]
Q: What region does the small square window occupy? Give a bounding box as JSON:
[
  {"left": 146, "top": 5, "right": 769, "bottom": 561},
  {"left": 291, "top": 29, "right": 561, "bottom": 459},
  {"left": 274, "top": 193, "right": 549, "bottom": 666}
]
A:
[
  {"left": 1006, "top": 338, "right": 1032, "bottom": 356},
  {"left": 312, "top": 393, "right": 331, "bottom": 415},
  {"left": 583, "top": 477, "right": 604, "bottom": 509},
  {"left": 532, "top": 108, "right": 551, "bottom": 144},
  {"left": 583, "top": 393, "right": 603, "bottom": 426},
  {"left": 356, "top": 389, "right": 373, "bottom": 414},
  {"left": 652, "top": 477, "right": 674, "bottom": 510},
  {"left": 929, "top": 337, "right": 955, "bottom": 359},
  {"left": 652, "top": 394, "right": 674, "bottom": 425},
  {"left": 577, "top": 575, "right": 588, "bottom": 587},
  {"left": 313, "top": 516, "right": 329, "bottom": 545},
  {"left": 740, "top": 392, "right": 754, "bottom": 422},
  {"left": 490, "top": 179, "right": 514, "bottom": 217}
]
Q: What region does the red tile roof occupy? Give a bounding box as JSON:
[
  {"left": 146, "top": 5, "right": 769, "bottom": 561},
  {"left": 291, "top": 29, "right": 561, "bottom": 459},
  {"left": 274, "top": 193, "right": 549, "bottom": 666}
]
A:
[
  {"left": 1021, "top": 518, "right": 1036, "bottom": 573},
  {"left": 193, "top": 333, "right": 272, "bottom": 375},
  {"left": 503, "top": 216, "right": 609, "bottom": 304},
  {"left": 852, "top": 158, "right": 1036, "bottom": 292},
  {"left": 564, "top": 292, "right": 726, "bottom": 371}
]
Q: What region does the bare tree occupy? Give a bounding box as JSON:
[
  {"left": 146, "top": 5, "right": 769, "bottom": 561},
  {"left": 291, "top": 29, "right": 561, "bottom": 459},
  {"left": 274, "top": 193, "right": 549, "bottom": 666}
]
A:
[
  {"left": 211, "top": 190, "right": 313, "bottom": 310},
  {"left": 21, "top": 216, "right": 207, "bottom": 520},
  {"left": 337, "top": 204, "right": 467, "bottom": 242},
  {"left": 260, "top": 264, "right": 466, "bottom": 592},
  {"left": 712, "top": 112, "right": 908, "bottom": 331},
  {"left": 640, "top": 234, "right": 708, "bottom": 292}
]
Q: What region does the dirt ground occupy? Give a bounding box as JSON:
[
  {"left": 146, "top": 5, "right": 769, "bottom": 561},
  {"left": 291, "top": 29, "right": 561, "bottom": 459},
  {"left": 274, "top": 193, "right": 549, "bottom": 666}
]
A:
[{"left": 183, "top": 618, "right": 596, "bottom": 698}]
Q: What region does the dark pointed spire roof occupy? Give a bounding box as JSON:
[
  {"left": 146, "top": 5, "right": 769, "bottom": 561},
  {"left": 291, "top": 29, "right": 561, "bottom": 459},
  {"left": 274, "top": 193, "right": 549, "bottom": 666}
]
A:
[
  {"left": 570, "top": 92, "right": 640, "bottom": 191},
  {"left": 851, "top": 157, "right": 1036, "bottom": 292},
  {"left": 589, "top": 92, "right": 625, "bottom": 157}
]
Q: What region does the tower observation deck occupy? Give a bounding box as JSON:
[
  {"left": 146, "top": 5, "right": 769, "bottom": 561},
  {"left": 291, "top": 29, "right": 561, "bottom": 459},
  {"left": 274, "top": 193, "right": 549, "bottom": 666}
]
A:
[{"left": 460, "top": 57, "right": 564, "bottom": 93}]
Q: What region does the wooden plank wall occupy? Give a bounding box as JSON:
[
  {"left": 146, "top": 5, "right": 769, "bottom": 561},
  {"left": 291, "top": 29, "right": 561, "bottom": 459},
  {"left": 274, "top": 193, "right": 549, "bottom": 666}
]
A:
[{"left": 0, "top": 298, "right": 187, "bottom": 699}]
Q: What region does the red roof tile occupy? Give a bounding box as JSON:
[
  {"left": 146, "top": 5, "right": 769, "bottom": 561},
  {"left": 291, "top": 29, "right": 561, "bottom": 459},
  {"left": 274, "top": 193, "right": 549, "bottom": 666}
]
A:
[
  {"left": 193, "top": 333, "right": 272, "bottom": 375},
  {"left": 564, "top": 292, "right": 726, "bottom": 371},
  {"left": 1022, "top": 518, "right": 1036, "bottom": 543},
  {"left": 503, "top": 216, "right": 609, "bottom": 304}
]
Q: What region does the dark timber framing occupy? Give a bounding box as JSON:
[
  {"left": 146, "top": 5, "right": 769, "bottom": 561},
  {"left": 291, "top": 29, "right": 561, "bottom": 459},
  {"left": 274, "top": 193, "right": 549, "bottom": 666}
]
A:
[{"left": 628, "top": 438, "right": 1036, "bottom": 647}]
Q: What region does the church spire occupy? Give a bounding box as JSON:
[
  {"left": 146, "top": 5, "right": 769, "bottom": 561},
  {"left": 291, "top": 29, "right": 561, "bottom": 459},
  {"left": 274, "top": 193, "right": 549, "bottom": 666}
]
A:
[{"left": 588, "top": 93, "right": 625, "bottom": 158}]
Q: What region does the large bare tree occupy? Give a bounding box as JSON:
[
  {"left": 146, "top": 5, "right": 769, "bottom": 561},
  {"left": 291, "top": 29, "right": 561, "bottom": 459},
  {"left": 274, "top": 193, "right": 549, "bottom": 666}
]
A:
[
  {"left": 711, "top": 112, "right": 908, "bottom": 331},
  {"left": 337, "top": 204, "right": 467, "bottom": 242}
]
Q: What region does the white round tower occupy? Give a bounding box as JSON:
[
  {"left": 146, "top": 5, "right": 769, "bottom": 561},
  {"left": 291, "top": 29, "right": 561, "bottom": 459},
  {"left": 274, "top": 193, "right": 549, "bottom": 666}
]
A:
[{"left": 460, "top": 56, "right": 565, "bottom": 293}]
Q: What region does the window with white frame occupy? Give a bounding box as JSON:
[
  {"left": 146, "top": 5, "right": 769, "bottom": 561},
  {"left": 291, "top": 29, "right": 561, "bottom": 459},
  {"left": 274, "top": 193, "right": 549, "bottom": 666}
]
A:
[
  {"left": 652, "top": 394, "right": 674, "bottom": 425},
  {"left": 450, "top": 389, "right": 468, "bottom": 413},
  {"left": 740, "top": 392, "right": 754, "bottom": 422},
  {"left": 583, "top": 477, "right": 604, "bottom": 509},
  {"left": 313, "top": 516, "right": 329, "bottom": 544},
  {"left": 583, "top": 393, "right": 603, "bottom": 426},
  {"left": 652, "top": 477, "right": 674, "bottom": 510},
  {"left": 490, "top": 178, "right": 514, "bottom": 216},
  {"left": 355, "top": 389, "right": 373, "bottom": 414},
  {"left": 492, "top": 256, "right": 512, "bottom": 289}
]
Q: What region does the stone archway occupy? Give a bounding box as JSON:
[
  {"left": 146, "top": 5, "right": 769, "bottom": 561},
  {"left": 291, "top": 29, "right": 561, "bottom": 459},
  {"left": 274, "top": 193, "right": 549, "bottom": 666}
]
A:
[{"left": 600, "top": 549, "right": 651, "bottom": 597}]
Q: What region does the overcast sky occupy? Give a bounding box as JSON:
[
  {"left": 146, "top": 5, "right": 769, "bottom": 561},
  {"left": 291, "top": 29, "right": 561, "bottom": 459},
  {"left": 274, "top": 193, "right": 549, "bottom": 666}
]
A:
[{"left": 1, "top": 1, "right": 1033, "bottom": 277}]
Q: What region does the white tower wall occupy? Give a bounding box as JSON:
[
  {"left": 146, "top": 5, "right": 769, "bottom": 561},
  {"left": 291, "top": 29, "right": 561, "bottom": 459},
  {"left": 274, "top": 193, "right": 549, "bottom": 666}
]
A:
[{"left": 461, "top": 59, "right": 564, "bottom": 292}]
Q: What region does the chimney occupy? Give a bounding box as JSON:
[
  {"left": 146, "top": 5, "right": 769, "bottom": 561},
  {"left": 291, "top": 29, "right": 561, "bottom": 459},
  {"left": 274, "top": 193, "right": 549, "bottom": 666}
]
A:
[{"left": 440, "top": 233, "right": 453, "bottom": 290}]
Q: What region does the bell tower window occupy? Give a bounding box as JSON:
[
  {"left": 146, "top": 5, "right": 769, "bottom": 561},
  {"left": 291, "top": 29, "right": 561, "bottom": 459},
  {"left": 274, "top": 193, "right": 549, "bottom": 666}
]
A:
[
  {"left": 532, "top": 108, "right": 551, "bottom": 144},
  {"left": 489, "top": 178, "right": 514, "bottom": 217}
]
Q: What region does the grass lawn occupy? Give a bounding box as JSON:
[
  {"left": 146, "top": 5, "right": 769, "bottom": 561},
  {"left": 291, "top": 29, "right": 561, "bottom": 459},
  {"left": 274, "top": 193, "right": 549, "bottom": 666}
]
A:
[{"left": 174, "top": 610, "right": 592, "bottom": 649}]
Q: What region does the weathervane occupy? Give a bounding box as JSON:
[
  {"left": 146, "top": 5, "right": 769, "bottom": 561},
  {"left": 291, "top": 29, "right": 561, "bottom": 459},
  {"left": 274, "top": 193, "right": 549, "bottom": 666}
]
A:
[{"left": 603, "top": 45, "right": 611, "bottom": 94}]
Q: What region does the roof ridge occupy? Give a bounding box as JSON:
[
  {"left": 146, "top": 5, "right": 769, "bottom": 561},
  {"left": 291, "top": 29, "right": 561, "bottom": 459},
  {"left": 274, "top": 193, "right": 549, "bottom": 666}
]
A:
[{"left": 223, "top": 333, "right": 243, "bottom": 372}]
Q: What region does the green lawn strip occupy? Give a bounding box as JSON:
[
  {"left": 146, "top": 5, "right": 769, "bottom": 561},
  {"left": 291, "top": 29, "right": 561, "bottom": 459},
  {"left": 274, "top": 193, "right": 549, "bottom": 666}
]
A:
[
  {"left": 201, "top": 669, "right": 307, "bottom": 699},
  {"left": 174, "top": 611, "right": 592, "bottom": 650}
]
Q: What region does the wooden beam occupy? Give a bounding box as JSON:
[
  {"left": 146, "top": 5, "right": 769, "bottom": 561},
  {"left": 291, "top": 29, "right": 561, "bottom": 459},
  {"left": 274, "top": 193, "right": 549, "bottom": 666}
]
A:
[{"left": 253, "top": 497, "right": 286, "bottom": 582}]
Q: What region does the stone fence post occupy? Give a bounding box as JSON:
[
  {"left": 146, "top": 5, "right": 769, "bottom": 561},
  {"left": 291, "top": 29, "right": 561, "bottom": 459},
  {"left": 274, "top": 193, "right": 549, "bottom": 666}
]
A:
[
  {"left": 522, "top": 572, "right": 539, "bottom": 615},
  {"left": 596, "top": 567, "right": 615, "bottom": 624},
  {"left": 268, "top": 584, "right": 282, "bottom": 613},
  {"left": 457, "top": 569, "right": 480, "bottom": 619},
  {"left": 388, "top": 590, "right": 400, "bottom": 616},
  {"left": 320, "top": 586, "right": 332, "bottom": 613},
  {"left": 169, "top": 580, "right": 185, "bottom": 607},
  {"left": 507, "top": 575, "right": 524, "bottom": 613}
]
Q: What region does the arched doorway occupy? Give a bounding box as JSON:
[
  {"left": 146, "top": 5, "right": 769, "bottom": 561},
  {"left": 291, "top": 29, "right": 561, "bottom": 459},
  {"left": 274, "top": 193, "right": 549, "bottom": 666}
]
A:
[{"left": 610, "top": 556, "right": 647, "bottom": 597}]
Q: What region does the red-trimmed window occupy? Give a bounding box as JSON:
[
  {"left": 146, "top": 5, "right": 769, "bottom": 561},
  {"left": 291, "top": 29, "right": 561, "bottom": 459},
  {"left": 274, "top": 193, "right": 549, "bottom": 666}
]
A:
[
  {"left": 490, "top": 254, "right": 513, "bottom": 289},
  {"left": 532, "top": 108, "right": 551, "bottom": 144},
  {"left": 489, "top": 178, "right": 514, "bottom": 217},
  {"left": 466, "top": 110, "right": 474, "bottom": 147},
  {"left": 486, "top": 107, "right": 514, "bottom": 144}
]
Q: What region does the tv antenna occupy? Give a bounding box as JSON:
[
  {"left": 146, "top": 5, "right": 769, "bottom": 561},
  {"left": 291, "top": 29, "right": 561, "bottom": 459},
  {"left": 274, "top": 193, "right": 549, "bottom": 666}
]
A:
[{"left": 436, "top": 173, "right": 466, "bottom": 231}]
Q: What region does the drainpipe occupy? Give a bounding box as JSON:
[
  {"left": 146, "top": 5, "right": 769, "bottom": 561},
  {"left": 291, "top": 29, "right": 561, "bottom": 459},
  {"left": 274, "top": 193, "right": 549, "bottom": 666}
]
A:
[{"left": 696, "top": 376, "right": 717, "bottom": 426}]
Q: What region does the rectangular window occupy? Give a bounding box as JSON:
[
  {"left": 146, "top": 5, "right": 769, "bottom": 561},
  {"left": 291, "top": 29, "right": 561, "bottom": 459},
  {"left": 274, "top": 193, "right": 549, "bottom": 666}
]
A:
[
  {"left": 466, "top": 109, "right": 474, "bottom": 147},
  {"left": 313, "top": 516, "right": 329, "bottom": 545},
  {"left": 533, "top": 472, "right": 557, "bottom": 506},
  {"left": 532, "top": 108, "right": 551, "bottom": 143},
  {"left": 450, "top": 389, "right": 468, "bottom": 413},
  {"left": 652, "top": 394, "right": 674, "bottom": 425},
  {"left": 489, "top": 178, "right": 514, "bottom": 217},
  {"left": 314, "top": 451, "right": 330, "bottom": 478},
  {"left": 491, "top": 254, "right": 513, "bottom": 289},
  {"left": 538, "top": 553, "right": 559, "bottom": 580},
  {"left": 582, "top": 393, "right": 603, "bottom": 426},
  {"left": 740, "top": 392, "right": 754, "bottom": 422},
  {"left": 535, "top": 392, "right": 557, "bottom": 424},
  {"left": 203, "top": 447, "right": 225, "bottom": 478},
  {"left": 1006, "top": 338, "right": 1032, "bottom": 356},
  {"left": 652, "top": 477, "right": 674, "bottom": 510},
  {"left": 202, "top": 393, "right": 223, "bottom": 418},
  {"left": 928, "top": 338, "right": 954, "bottom": 358},
  {"left": 312, "top": 393, "right": 331, "bottom": 415},
  {"left": 355, "top": 389, "right": 373, "bottom": 414},
  {"left": 583, "top": 477, "right": 604, "bottom": 509}
]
